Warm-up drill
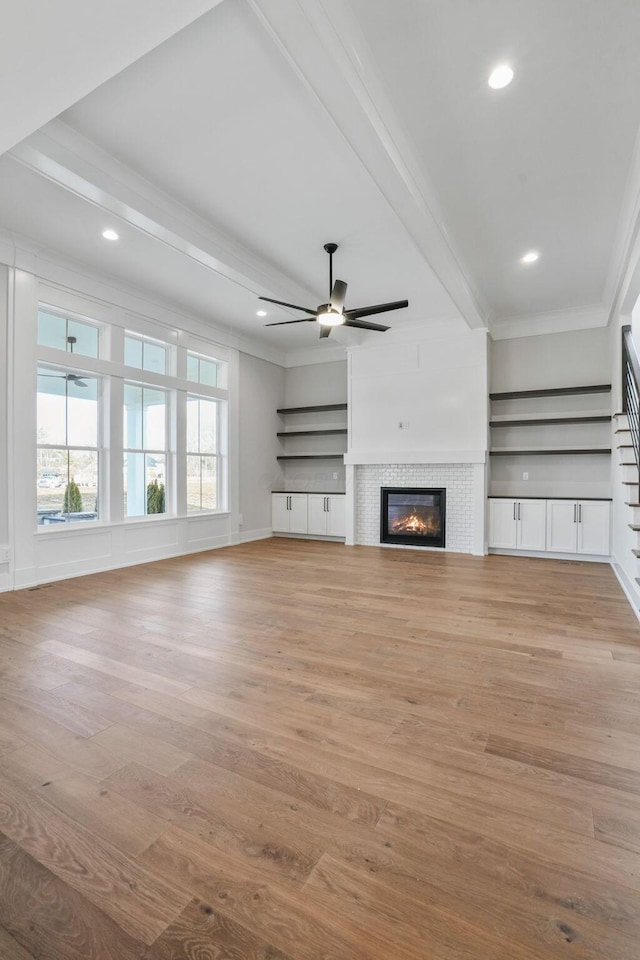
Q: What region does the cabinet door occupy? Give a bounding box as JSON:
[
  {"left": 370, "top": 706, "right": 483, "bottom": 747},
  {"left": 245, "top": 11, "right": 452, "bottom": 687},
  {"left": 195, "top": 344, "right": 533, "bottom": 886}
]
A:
[
  {"left": 546, "top": 500, "right": 578, "bottom": 553},
  {"left": 488, "top": 500, "right": 517, "bottom": 548},
  {"left": 578, "top": 501, "right": 610, "bottom": 555},
  {"left": 307, "top": 495, "right": 327, "bottom": 535},
  {"left": 326, "top": 495, "right": 346, "bottom": 537},
  {"left": 272, "top": 494, "right": 290, "bottom": 532},
  {"left": 517, "top": 500, "right": 547, "bottom": 551},
  {"left": 289, "top": 494, "right": 308, "bottom": 534}
]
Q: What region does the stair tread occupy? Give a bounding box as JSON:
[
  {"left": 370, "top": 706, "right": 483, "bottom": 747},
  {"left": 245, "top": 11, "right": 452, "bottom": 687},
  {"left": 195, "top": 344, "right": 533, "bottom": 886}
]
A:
[
  {"left": 633, "top": 550, "right": 640, "bottom": 558},
  {"left": 616, "top": 428, "right": 631, "bottom": 433},
  {"left": 626, "top": 502, "right": 640, "bottom": 507},
  {"left": 630, "top": 525, "right": 640, "bottom": 531}
]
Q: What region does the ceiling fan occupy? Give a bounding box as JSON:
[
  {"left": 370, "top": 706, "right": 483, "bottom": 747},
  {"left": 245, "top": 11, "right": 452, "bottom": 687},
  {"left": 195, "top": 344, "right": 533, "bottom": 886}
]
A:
[{"left": 260, "top": 242, "right": 409, "bottom": 339}]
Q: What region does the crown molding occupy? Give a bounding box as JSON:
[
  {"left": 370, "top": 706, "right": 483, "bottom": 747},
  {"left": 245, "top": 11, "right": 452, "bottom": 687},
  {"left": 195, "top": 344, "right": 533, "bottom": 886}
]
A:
[{"left": 489, "top": 303, "right": 608, "bottom": 341}]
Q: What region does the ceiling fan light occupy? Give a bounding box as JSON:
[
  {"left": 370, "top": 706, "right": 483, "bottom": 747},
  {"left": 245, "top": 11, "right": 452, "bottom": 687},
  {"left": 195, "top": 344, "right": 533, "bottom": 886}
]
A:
[{"left": 317, "top": 308, "right": 344, "bottom": 327}]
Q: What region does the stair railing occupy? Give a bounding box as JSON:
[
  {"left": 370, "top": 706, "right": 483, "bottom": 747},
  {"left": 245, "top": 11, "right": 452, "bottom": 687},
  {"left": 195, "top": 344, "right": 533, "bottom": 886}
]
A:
[{"left": 622, "top": 325, "right": 640, "bottom": 472}]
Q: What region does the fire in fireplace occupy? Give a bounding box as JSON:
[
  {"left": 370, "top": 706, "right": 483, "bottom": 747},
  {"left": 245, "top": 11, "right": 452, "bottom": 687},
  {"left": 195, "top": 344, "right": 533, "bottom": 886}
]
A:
[{"left": 380, "top": 487, "right": 446, "bottom": 548}]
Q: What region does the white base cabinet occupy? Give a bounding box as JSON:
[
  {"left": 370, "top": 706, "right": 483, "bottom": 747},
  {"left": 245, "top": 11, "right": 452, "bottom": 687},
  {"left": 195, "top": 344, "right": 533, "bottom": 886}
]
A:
[
  {"left": 272, "top": 493, "right": 345, "bottom": 539},
  {"left": 489, "top": 498, "right": 610, "bottom": 557},
  {"left": 546, "top": 500, "right": 610, "bottom": 556},
  {"left": 271, "top": 494, "right": 308, "bottom": 534},
  {"left": 307, "top": 495, "right": 346, "bottom": 537},
  {"left": 488, "top": 499, "right": 546, "bottom": 551}
]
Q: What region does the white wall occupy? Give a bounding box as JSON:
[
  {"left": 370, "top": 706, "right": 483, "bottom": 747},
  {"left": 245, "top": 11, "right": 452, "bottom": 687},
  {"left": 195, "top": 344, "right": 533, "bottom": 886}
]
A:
[
  {"left": 0, "top": 263, "right": 282, "bottom": 590},
  {"left": 239, "top": 352, "right": 284, "bottom": 535},
  {"left": 347, "top": 329, "right": 488, "bottom": 461}
]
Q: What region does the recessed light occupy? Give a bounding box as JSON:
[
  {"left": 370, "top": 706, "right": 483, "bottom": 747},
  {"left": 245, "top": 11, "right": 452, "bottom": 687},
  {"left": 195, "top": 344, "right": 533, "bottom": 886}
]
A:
[
  {"left": 521, "top": 250, "right": 539, "bottom": 264},
  {"left": 102, "top": 229, "right": 119, "bottom": 241},
  {"left": 256, "top": 310, "right": 267, "bottom": 317},
  {"left": 488, "top": 64, "right": 514, "bottom": 90}
]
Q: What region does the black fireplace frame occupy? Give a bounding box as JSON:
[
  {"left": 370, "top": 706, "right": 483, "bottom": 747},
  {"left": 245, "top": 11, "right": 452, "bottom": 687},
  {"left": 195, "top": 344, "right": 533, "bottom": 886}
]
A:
[{"left": 380, "top": 487, "right": 446, "bottom": 548}]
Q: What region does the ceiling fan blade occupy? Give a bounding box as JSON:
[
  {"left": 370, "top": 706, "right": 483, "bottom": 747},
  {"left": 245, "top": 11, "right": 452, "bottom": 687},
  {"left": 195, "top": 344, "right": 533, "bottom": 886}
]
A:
[
  {"left": 345, "top": 299, "right": 408, "bottom": 321},
  {"left": 343, "top": 318, "right": 390, "bottom": 332},
  {"left": 319, "top": 325, "right": 331, "bottom": 339},
  {"left": 330, "top": 279, "right": 347, "bottom": 313},
  {"left": 265, "top": 318, "right": 316, "bottom": 327},
  {"left": 259, "top": 296, "right": 317, "bottom": 316}
]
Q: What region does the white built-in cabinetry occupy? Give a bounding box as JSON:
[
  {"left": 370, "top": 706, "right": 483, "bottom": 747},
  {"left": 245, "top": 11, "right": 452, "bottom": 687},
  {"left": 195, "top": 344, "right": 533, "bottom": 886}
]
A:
[
  {"left": 545, "top": 500, "right": 610, "bottom": 555},
  {"left": 271, "top": 494, "right": 309, "bottom": 534},
  {"left": 488, "top": 499, "right": 547, "bottom": 551},
  {"left": 489, "top": 497, "right": 610, "bottom": 556},
  {"left": 307, "top": 494, "right": 346, "bottom": 537},
  {"left": 272, "top": 493, "right": 345, "bottom": 538}
]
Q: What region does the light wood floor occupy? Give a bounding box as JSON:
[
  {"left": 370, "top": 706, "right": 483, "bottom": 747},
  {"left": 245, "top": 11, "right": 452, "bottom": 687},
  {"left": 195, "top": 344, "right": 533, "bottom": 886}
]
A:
[{"left": 1, "top": 539, "right": 640, "bottom": 959}]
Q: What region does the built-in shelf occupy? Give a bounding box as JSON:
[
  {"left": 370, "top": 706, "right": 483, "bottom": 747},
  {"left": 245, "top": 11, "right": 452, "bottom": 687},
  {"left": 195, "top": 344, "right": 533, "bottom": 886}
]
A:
[
  {"left": 490, "top": 384, "right": 611, "bottom": 401},
  {"left": 277, "top": 454, "right": 345, "bottom": 461},
  {"left": 277, "top": 429, "right": 348, "bottom": 437},
  {"left": 490, "top": 448, "right": 611, "bottom": 457},
  {"left": 277, "top": 403, "right": 347, "bottom": 415},
  {"left": 490, "top": 416, "right": 611, "bottom": 427}
]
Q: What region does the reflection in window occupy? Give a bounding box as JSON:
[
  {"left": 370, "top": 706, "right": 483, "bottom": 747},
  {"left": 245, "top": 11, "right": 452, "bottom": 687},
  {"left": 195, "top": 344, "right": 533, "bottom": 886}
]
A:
[
  {"left": 36, "top": 368, "right": 99, "bottom": 524},
  {"left": 186, "top": 396, "right": 218, "bottom": 512},
  {"left": 37, "top": 310, "right": 99, "bottom": 359},
  {"left": 123, "top": 384, "right": 167, "bottom": 517}
]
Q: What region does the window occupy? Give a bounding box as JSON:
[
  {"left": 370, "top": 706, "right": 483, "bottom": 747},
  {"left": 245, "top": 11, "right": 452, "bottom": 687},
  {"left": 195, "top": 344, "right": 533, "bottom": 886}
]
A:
[
  {"left": 187, "top": 351, "right": 218, "bottom": 387},
  {"left": 124, "top": 334, "right": 167, "bottom": 375},
  {"left": 186, "top": 395, "right": 218, "bottom": 511},
  {"left": 37, "top": 368, "right": 99, "bottom": 524},
  {"left": 123, "top": 385, "right": 167, "bottom": 517},
  {"left": 38, "top": 310, "right": 99, "bottom": 359}
]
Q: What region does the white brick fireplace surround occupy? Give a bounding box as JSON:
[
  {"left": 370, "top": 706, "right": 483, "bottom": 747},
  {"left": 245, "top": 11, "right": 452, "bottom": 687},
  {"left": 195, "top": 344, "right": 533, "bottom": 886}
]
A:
[{"left": 344, "top": 461, "right": 487, "bottom": 555}]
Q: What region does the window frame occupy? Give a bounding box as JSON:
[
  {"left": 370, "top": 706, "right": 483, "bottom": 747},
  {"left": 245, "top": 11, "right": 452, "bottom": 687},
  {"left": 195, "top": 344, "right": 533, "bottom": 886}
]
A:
[{"left": 123, "top": 382, "right": 170, "bottom": 520}]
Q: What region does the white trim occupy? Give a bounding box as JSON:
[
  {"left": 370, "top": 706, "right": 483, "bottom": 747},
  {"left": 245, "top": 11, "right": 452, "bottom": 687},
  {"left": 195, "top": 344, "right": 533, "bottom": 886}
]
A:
[
  {"left": 489, "top": 548, "right": 610, "bottom": 563},
  {"left": 610, "top": 558, "right": 640, "bottom": 622}
]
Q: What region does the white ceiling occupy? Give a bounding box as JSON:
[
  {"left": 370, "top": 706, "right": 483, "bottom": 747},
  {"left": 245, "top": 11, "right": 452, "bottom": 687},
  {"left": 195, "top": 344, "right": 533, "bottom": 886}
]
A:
[{"left": 2, "top": 0, "right": 640, "bottom": 362}]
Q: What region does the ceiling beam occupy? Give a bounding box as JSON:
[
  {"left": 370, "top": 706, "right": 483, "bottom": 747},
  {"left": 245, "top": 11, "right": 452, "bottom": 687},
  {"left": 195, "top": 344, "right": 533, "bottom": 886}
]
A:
[
  {"left": 248, "top": 0, "right": 489, "bottom": 330},
  {"left": 0, "top": 1, "right": 225, "bottom": 157},
  {"left": 9, "top": 121, "right": 318, "bottom": 309}
]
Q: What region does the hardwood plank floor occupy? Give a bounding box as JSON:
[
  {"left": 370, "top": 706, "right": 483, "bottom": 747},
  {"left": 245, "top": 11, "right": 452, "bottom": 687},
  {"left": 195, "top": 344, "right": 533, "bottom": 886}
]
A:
[{"left": 1, "top": 538, "right": 640, "bottom": 958}]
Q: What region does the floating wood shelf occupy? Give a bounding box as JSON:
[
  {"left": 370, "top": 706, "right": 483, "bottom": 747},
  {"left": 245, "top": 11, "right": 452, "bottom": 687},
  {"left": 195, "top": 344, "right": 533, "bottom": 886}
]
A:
[
  {"left": 277, "top": 403, "right": 347, "bottom": 414},
  {"left": 490, "top": 384, "right": 611, "bottom": 401},
  {"left": 489, "top": 448, "right": 611, "bottom": 457},
  {"left": 490, "top": 416, "right": 611, "bottom": 427},
  {"left": 276, "top": 454, "right": 344, "bottom": 461},
  {"left": 277, "top": 429, "right": 348, "bottom": 437}
]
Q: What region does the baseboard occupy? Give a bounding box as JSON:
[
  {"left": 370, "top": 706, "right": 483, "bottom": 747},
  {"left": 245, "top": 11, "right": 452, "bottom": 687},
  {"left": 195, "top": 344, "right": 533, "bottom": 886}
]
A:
[
  {"left": 489, "top": 548, "right": 610, "bottom": 563},
  {"left": 234, "top": 527, "right": 273, "bottom": 545},
  {"left": 273, "top": 532, "right": 345, "bottom": 542},
  {"left": 610, "top": 559, "right": 640, "bottom": 623}
]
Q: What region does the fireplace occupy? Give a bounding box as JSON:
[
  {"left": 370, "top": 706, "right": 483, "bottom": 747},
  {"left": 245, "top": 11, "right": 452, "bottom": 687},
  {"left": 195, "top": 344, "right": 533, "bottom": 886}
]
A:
[{"left": 380, "top": 487, "right": 446, "bottom": 548}]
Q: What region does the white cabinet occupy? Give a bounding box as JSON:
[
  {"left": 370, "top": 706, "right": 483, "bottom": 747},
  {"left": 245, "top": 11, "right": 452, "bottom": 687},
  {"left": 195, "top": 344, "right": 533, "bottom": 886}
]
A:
[
  {"left": 546, "top": 500, "right": 610, "bottom": 556},
  {"left": 488, "top": 499, "right": 546, "bottom": 550},
  {"left": 271, "top": 494, "right": 308, "bottom": 534},
  {"left": 272, "top": 493, "right": 345, "bottom": 538},
  {"left": 308, "top": 495, "right": 346, "bottom": 537}
]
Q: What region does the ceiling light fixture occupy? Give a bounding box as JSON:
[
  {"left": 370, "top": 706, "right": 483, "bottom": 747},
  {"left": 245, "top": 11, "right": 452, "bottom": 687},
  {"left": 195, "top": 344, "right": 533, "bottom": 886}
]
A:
[
  {"left": 256, "top": 310, "right": 267, "bottom": 317},
  {"left": 488, "top": 64, "right": 514, "bottom": 90},
  {"left": 521, "top": 250, "right": 539, "bottom": 264},
  {"left": 102, "top": 229, "right": 119, "bottom": 241},
  {"left": 316, "top": 306, "right": 345, "bottom": 327}
]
